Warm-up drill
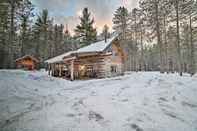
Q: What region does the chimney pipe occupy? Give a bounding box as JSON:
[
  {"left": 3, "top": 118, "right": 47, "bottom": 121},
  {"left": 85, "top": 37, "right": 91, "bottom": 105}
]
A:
[{"left": 105, "top": 34, "right": 107, "bottom": 43}]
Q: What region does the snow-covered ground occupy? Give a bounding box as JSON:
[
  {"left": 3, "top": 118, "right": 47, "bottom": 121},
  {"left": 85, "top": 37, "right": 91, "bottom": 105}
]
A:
[{"left": 0, "top": 70, "right": 197, "bottom": 131}]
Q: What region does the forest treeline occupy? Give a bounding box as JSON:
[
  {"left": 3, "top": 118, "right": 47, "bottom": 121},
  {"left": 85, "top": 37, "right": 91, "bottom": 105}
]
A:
[
  {"left": 0, "top": 0, "right": 197, "bottom": 76},
  {"left": 113, "top": 0, "right": 197, "bottom": 76},
  {"left": 0, "top": 0, "right": 80, "bottom": 68}
]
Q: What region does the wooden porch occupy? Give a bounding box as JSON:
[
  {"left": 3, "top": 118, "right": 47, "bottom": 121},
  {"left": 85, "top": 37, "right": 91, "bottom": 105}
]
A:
[
  {"left": 47, "top": 53, "right": 112, "bottom": 80},
  {"left": 64, "top": 54, "right": 111, "bottom": 80}
]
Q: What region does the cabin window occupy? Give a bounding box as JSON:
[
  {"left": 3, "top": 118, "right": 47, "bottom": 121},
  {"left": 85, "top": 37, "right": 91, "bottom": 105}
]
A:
[
  {"left": 79, "top": 65, "right": 85, "bottom": 71},
  {"left": 111, "top": 66, "right": 117, "bottom": 73}
]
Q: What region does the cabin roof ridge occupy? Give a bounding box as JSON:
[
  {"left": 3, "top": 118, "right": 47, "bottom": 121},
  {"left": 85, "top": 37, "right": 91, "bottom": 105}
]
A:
[
  {"left": 15, "top": 55, "right": 39, "bottom": 62},
  {"left": 45, "top": 35, "right": 118, "bottom": 64}
]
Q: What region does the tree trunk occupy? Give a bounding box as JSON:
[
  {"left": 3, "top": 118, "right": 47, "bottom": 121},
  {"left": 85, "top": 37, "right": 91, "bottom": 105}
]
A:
[
  {"left": 134, "top": 13, "right": 138, "bottom": 72},
  {"left": 175, "top": 0, "right": 183, "bottom": 76},
  {"left": 163, "top": 15, "right": 168, "bottom": 73},
  {"left": 155, "top": 0, "right": 164, "bottom": 73},
  {"left": 0, "top": 1, "right": 9, "bottom": 68},
  {"left": 9, "top": 0, "right": 16, "bottom": 68},
  {"left": 140, "top": 29, "right": 145, "bottom": 71},
  {"left": 189, "top": 15, "right": 195, "bottom": 76}
]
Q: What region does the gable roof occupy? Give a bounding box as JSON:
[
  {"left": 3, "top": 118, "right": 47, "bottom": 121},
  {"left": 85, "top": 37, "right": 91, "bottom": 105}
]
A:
[
  {"left": 45, "top": 36, "right": 117, "bottom": 64},
  {"left": 15, "top": 55, "right": 39, "bottom": 63},
  {"left": 76, "top": 36, "right": 116, "bottom": 53},
  {"left": 45, "top": 51, "right": 75, "bottom": 64}
]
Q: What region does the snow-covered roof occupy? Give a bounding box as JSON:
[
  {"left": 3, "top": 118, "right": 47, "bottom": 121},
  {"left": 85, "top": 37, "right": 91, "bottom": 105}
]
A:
[
  {"left": 45, "top": 51, "right": 75, "bottom": 64},
  {"left": 76, "top": 36, "right": 116, "bottom": 53},
  {"left": 15, "top": 55, "right": 39, "bottom": 63},
  {"left": 45, "top": 36, "right": 117, "bottom": 64}
]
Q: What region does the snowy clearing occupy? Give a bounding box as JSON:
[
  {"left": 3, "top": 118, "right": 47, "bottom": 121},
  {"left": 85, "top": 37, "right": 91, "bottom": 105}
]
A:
[{"left": 0, "top": 70, "right": 197, "bottom": 131}]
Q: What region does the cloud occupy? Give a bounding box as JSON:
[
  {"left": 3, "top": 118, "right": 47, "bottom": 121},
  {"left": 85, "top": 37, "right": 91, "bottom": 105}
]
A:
[
  {"left": 32, "top": 0, "right": 70, "bottom": 15},
  {"left": 123, "top": 0, "right": 139, "bottom": 11},
  {"left": 31, "top": 0, "right": 139, "bottom": 34}
]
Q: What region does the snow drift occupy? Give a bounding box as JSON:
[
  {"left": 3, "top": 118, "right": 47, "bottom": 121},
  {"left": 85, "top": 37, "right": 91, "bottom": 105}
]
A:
[{"left": 0, "top": 70, "right": 197, "bottom": 131}]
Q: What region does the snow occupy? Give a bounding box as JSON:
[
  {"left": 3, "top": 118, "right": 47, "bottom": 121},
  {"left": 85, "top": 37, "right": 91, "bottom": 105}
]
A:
[
  {"left": 76, "top": 36, "right": 116, "bottom": 53},
  {"left": 45, "top": 51, "right": 75, "bottom": 64},
  {"left": 0, "top": 70, "right": 197, "bottom": 131},
  {"left": 15, "top": 55, "right": 39, "bottom": 63},
  {"left": 45, "top": 36, "right": 116, "bottom": 64}
]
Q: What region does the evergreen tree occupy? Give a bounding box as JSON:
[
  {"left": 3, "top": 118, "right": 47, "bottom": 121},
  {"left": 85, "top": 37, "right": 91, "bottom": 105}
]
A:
[
  {"left": 18, "top": 0, "right": 34, "bottom": 56},
  {"left": 7, "top": 0, "right": 23, "bottom": 68},
  {"left": 75, "top": 8, "right": 97, "bottom": 47},
  {"left": 140, "top": 0, "right": 167, "bottom": 73},
  {"left": 128, "top": 8, "right": 141, "bottom": 71},
  {"left": 113, "top": 6, "right": 129, "bottom": 40},
  {"left": 0, "top": 0, "right": 9, "bottom": 68},
  {"left": 34, "top": 9, "right": 51, "bottom": 62},
  {"left": 53, "top": 24, "right": 64, "bottom": 56},
  {"left": 181, "top": 0, "right": 197, "bottom": 76},
  {"left": 48, "top": 20, "right": 54, "bottom": 58},
  {"left": 101, "top": 24, "right": 110, "bottom": 42},
  {"left": 170, "top": 0, "right": 184, "bottom": 76}
]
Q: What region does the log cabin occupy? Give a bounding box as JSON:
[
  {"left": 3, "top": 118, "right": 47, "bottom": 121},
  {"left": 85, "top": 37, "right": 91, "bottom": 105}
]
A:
[
  {"left": 45, "top": 35, "right": 126, "bottom": 80},
  {"left": 15, "top": 55, "right": 39, "bottom": 70}
]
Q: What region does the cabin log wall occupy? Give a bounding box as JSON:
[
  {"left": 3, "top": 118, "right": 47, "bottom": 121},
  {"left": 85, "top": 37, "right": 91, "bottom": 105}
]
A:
[{"left": 72, "top": 55, "right": 107, "bottom": 79}]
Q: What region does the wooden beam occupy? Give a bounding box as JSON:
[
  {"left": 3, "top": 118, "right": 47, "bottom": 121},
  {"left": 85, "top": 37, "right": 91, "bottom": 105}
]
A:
[
  {"left": 71, "top": 60, "right": 74, "bottom": 81},
  {"left": 59, "top": 64, "right": 62, "bottom": 77},
  {"left": 50, "top": 64, "right": 52, "bottom": 76},
  {"left": 52, "top": 64, "right": 55, "bottom": 76},
  {"left": 48, "top": 64, "right": 51, "bottom": 75},
  {"left": 64, "top": 56, "right": 76, "bottom": 62}
]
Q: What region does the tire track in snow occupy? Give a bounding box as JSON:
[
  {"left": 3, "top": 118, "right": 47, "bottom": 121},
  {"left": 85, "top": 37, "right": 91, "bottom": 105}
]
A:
[{"left": 0, "top": 91, "right": 56, "bottom": 130}]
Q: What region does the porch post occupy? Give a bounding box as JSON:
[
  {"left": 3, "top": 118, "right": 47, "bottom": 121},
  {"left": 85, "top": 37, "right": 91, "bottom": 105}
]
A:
[
  {"left": 59, "top": 64, "right": 62, "bottom": 77},
  {"left": 52, "top": 64, "right": 55, "bottom": 76},
  {"left": 71, "top": 60, "right": 74, "bottom": 81},
  {"left": 48, "top": 64, "right": 51, "bottom": 75}
]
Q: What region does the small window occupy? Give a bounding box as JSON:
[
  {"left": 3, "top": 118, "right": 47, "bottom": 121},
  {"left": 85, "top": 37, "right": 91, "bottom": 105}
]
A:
[{"left": 111, "top": 66, "right": 117, "bottom": 73}]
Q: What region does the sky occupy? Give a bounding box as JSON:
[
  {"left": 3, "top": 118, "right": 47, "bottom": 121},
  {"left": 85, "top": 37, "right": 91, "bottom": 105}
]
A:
[{"left": 31, "top": 0, "right": 139, "bottom": 35}]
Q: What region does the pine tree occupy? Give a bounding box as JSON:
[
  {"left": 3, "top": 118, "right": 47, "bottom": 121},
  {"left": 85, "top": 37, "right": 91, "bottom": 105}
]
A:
[
  {"left": 173, "top": 0, "right": 183, "bottom": 76},
  {"left": 48, "top": 20, "right": 54, "bottom": 58},
  {"left": 137, "top": 8, "right": 146, "bottom": 71},
  {"left": 181, "top": 0, "right": 197, "bottom": 76},
  {"left": 140, "top": 0, "right": 167, "bottom": 73},
  {"left": 0, "top": 0, "right": 9, "bottom": 68},
  {"left": 160, "top": 0, "right": 172, "bottom": 73},
  {"left": 101, "top": 24, "right": 110, "bottom": 42},
  {"left": 128, "top": 8, "right": 138, "bottom": 71},
  {"left": 181, "top": 23, "right": 189, "bottom": 72},
  {"left": 113, "top": 6, "right": 129, "bottom": 40},
  {"left": 7, "top": 0, "right": 23, "bottom": 68},
  {"left": 34, "top": 9, "right": 51, "bottom": 62},
  {"left": 53, "top": 24, "right": 64, "bottom": 56},
  {"left": 64, "top": 24, "right": 79, "bottom": 52},
  {"left": 18, "top": 0, "right": 34, "bottom": 56},
  {"left": 75, "top": 8, "right": 97, "bottom": 47}
]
